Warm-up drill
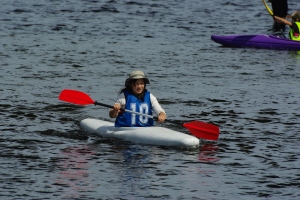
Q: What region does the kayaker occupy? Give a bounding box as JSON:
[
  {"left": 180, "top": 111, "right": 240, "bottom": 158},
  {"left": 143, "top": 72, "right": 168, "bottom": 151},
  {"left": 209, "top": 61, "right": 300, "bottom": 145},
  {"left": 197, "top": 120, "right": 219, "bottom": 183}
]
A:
[
  {"left": 274, "top": 11, "right": 300, "bottom": 41},
  {"left": 109, "top": 70, "right": 167, "bottom": 127}
]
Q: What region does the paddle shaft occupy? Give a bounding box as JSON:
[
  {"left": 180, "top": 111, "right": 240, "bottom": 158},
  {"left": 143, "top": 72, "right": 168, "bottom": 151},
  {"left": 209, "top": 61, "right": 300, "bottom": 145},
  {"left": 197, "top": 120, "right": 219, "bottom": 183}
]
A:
[
  {"left": 262, "top": 0, "right": 273, "bottom": 16},
  {"left": 94, "top": 101, "right": 184, "bottom": 125},
  {"left": 95, "top": 101, "right": 154, "bottom": 119}
]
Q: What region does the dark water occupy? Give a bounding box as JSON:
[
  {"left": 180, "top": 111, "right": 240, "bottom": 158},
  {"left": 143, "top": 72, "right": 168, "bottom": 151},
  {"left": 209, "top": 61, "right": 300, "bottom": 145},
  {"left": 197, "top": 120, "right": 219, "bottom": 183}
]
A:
[{"left": 1, "top": 0, "right": 300, "bottom": 199}]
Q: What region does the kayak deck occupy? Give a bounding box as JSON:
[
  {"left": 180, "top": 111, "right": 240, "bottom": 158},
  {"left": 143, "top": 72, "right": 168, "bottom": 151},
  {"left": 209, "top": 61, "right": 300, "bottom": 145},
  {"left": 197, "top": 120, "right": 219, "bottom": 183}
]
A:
[
  {"left": 211, "top": 34, "right": 300, "bottom": 51},
  {"left": 80, "top": 118, "right": 200, "bottom": 148}
]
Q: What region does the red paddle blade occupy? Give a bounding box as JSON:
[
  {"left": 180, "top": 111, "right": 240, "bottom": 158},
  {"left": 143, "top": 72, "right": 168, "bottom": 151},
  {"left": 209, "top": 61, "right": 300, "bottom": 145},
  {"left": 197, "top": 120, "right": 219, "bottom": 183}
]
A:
[
  {"left": 58, "top": 89, "right": 95, "bottom": 105},
  {"left": 183, "top": 121, "right": 220, "bottom": 141}
]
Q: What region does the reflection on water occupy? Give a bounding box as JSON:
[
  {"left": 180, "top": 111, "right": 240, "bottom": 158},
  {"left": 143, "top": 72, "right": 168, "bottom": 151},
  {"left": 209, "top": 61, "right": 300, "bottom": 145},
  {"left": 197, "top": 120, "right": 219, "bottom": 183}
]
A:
[
  {"left": 198, "top": 143, "right": 220, "bottom": 163},
  {"left": 54, "top": 146, "right": 96, "bottom": 199}
]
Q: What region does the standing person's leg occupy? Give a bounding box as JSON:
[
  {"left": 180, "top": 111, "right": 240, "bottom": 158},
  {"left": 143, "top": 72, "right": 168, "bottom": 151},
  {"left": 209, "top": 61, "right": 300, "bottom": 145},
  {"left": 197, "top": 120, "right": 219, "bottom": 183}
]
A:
[{"left": 270, "top": 0, "right": 288, "bottom": 31}]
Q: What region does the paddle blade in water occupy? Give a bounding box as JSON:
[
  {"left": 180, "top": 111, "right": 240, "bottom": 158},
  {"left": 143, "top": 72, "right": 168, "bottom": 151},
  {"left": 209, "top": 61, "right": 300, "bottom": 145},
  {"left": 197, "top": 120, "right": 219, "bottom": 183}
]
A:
[
  {"left": 59, "top": 89, "right": 95, "bottom": 105},
  {"left": 183, "top": 121, "right": 220, "bottom": 140}
]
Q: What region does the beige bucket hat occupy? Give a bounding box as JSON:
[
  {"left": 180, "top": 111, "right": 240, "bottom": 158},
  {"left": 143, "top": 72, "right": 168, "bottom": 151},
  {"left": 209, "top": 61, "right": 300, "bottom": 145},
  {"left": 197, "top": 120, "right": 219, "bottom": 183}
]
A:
[
  {"left": 287, "top": 11, "right": 300, "bottom": 21},
  {"left": 125, "top": 70, "right": 150, "bottom": 86},
  {"left": 292, "top": 11, "right": 300, "bottom": 21}
]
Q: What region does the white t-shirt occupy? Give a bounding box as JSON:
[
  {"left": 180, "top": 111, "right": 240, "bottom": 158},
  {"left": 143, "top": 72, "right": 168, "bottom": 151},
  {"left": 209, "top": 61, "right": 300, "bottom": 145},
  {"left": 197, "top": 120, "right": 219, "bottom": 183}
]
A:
[{"left": 114, "top": 92, "right": 166, "bottom": 116}]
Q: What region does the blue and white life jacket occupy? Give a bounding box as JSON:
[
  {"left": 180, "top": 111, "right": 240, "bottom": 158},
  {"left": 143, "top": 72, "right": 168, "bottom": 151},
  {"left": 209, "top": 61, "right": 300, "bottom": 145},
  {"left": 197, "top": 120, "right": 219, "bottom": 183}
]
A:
[{"left": 115, "top": 90, "right": 154, "bottom": 127}]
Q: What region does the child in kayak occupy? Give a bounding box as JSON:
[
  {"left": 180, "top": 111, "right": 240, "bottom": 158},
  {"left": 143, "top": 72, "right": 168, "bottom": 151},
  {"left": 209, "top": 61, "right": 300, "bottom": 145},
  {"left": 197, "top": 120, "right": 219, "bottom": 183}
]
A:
[
  {"left": 109, "top": 70, "right": 166, "bottom": 127},
  {"left": 274, "top": 11, "right": 300, "bottom": 41}
]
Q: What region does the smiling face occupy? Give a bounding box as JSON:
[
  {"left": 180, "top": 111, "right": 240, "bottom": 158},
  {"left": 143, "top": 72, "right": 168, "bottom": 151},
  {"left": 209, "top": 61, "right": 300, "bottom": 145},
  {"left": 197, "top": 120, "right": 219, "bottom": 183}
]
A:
[{"left": 130, "top": 79, "right": 145, "bottom": 95}]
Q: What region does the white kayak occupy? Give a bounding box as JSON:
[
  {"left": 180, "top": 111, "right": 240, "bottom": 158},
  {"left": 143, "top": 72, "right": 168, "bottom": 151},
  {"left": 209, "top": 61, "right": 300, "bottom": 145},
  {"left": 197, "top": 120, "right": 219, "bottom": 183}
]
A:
[{"left": 80, "top": 118, "right": 200, "bottom": 148}]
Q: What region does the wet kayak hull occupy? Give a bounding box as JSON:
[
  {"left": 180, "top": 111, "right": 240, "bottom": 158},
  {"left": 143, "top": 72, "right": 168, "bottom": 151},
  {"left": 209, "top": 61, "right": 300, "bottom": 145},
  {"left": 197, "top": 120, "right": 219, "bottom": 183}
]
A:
[
  {"left": 211, "top": 34, "right": 300, "bottom": 51},
  {"left": 80, "top": 118, "right": 200, "bottom": 148}
]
